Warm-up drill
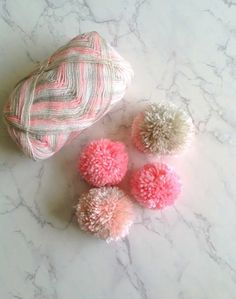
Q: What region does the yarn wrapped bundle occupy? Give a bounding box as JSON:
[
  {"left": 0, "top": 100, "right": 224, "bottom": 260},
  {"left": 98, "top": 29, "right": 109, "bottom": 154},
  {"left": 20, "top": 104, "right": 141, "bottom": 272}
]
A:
[
  {"left": 3, "top": 31, "right": 133, "bottom": 160},
  {"left": 75, "top": 187, "right": 134, "bottom": 242}
]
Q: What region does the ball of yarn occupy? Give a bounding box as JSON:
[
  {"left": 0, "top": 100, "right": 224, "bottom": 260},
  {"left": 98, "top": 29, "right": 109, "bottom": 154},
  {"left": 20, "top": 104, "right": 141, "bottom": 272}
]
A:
[
  {"left": 78, "top": 139, "right": 128, "bottom": 187},
  {"left": 3, "top": 31, "right": 133, "bottom": 160},
  {"left": 131, "top": 163, "right": 181, "bottom": 209},
  {"left": 75, "top": 187, "right": 134, "bottom": 242},
  {"left": 131, "top": 103, "right": 193, "bottom": 155}
]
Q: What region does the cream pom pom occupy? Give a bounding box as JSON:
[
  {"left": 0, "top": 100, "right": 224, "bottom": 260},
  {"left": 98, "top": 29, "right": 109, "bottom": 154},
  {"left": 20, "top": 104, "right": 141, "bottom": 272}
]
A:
[
  {"left": 75, "top": 187, "right": 134, "bottom": 242},
  {"left": 132, "top": 103, "right": 193, "bottom": 155}
]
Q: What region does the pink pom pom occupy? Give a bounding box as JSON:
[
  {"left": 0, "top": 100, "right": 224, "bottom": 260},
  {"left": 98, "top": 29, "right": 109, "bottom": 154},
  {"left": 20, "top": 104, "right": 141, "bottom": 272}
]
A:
[
  {"left": 75, "top": 187, "right": 134, "bottom": 242},
  {"left": 78, "top": 139, "right": 128, "bottom": 187},
  {"left": 131, "top": 112, "right": 146, "bottom": 152},
  {"left": 131, "top": 163, "right": 181, "bottom": 209}
]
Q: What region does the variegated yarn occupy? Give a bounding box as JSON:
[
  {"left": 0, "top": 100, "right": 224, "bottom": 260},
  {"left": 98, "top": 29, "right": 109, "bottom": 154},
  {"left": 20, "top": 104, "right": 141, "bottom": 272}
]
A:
[
  {"left": 75, "top": 187, "right": 134, "bottom": 242},
  {"left": 132, "top": 103, "right": 193, "bottom": 155},
  {"left": 3, "top": 31, "right": 133, "bottom": 160}
]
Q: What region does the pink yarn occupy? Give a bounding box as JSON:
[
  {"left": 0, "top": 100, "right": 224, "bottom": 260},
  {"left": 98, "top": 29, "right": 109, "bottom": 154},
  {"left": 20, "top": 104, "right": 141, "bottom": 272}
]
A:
[
  {"left": 3, "top": 32, "right": 133, "bottom": 160},
  {"left": 131, "top": 112, "right": 146, "bottom": 152},
  {"left": 78, "top": 139, "right": 128, "bottom": 187},
  {"left": 131, "top": 163, "right": 181, "bottom": 209},
  {"left": 75, "top": 187, "right": 134, "bottom": 242}
]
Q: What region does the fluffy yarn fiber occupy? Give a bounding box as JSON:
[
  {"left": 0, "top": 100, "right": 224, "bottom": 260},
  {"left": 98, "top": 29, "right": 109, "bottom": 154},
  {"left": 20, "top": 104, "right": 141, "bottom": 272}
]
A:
[
  {"left": 78, "top": 139, "right": 128, "bottom": 187},
  {"left": 3, "top": 31, "right": 133, "bottom": 160},
  {"left": 132, "top": 103, "right": 193, "bottom": 155},
  {"left": 75, "top": 187, "right": 134, "bottom": 242},
  {"left": 131, "top": 163, "right": 181, "bottom": 209}
]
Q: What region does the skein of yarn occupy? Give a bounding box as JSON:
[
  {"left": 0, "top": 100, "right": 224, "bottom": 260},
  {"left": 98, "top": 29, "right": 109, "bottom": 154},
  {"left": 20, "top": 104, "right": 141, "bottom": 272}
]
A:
[{"left": 3, "top": 31, "right": 133, "bottom": 160}]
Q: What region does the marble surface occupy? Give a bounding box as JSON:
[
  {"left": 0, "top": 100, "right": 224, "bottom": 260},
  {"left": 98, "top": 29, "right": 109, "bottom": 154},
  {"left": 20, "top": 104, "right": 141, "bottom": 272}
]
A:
[{"left": 1, "top": 0, "right": 236, "bottom": 298}]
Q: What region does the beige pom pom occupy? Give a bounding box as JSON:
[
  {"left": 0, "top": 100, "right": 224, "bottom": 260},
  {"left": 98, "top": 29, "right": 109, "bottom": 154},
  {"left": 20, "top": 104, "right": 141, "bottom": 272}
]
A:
[
  {"left": 75, "top": 187, "right": 134, "bottom": 242},
  {"left": 132, "top": 103, "right": 193, "bottom": 155}
]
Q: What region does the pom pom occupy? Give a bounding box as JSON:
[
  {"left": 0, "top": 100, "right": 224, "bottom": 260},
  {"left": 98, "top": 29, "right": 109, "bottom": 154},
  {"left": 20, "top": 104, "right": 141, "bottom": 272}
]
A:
[
  {"left": 75, "top": 187, "right": 134, "bottom": 242},
  {"left": 78, "top": 139, "right": 128, "bottom": 187},
  {"left": 130, "top": 163, "right": 181, "bottom": 209},
  {"left": 131, "top": 103, "right": 193, "bottom": 155}
]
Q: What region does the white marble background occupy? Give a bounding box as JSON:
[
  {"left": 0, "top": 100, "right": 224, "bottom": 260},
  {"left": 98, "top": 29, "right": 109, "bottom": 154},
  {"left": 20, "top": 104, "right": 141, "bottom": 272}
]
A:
[{"left": 1, "top": 0, "right": 236, "bottom": 298}]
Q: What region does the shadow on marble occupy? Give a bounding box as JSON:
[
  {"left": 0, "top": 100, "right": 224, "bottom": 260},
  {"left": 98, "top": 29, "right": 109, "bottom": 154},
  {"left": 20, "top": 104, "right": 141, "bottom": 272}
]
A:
[{"left": 0, "top": 134, "right": 22, "bottom": 159}]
